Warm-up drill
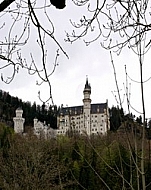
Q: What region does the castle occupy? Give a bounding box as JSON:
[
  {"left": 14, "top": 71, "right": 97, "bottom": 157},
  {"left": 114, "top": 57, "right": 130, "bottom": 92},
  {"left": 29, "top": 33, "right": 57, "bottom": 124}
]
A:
[
  {"left": 13, "top": 107, "right": 25, "bottom": 133},
  {"left": 56, "top": 78, "right": 110, "bottom": 136},
  {"left": 13, "top": 78, "right": 110, "bottom": 137}
]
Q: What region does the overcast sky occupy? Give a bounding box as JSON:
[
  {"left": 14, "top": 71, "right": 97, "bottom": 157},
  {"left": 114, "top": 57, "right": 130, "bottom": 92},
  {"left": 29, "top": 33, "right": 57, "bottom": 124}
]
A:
[{"left": 1, "top": 0, "right": 151, "bottom": 119}]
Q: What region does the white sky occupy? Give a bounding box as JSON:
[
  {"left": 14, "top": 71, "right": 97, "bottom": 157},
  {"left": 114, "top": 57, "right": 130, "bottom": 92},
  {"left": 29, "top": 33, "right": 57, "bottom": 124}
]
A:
[{"left": 1, "top": 0, "right": 151, "bottom": 119}]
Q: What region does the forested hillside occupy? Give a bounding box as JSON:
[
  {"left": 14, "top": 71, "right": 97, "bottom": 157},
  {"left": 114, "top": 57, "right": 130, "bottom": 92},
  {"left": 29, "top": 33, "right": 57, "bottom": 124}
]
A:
[
  {"left": 0, "top": 90, "right": 151, "bottom": 189},
  {"left": 0, "top": 90, "right": 58, "bottom": 129},
  {"left": 0, "top": 124, "right": 151, "bottom": 190},
  {"left": 0, "top": 89, "right": 144, "bottom": 132}
]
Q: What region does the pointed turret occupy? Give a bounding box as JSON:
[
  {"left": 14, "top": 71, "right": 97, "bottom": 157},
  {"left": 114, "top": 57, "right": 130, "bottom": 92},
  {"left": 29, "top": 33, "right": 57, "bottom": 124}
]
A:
[
  {"left": 83, "top": 76, "right": 91, "bottom": 100},
  {"left": 83, "top": 77, "right": 91, "bottom": 135},
  {"left": 83, "top": 76, "right": 91, "bottom": 96}
]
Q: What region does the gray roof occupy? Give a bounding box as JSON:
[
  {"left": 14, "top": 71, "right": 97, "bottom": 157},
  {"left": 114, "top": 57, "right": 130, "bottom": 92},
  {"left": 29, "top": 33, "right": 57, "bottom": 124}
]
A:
[{"left": 59, "top": 103, "right": 107, "bottom": 116}]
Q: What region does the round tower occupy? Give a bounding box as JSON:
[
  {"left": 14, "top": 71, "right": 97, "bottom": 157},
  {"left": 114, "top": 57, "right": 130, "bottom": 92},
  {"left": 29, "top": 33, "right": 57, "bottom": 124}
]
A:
[
  {"left": 83, "top": 77, "right": 91, "bottom": 135},
  {"left": 13, "top": 107, "right": 25, "bottom": 134}
]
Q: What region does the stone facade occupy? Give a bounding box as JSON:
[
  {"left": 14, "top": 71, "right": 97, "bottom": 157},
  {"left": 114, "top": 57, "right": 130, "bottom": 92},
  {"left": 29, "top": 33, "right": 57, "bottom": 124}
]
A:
[
  {"left": 13, "top": 107, "right": 25, "bottom": 134},
  {"left": 13, "top": 78, "right": 110, "bottom": 137},
  {"left": 33, "top": 118, "right": 56, "bottom": 138},
  {"left": 57, "top": 78, "right": 110, "bottom": 136},
  {"left": 13, "top": 110, "right": 56, "bottom": 138}
]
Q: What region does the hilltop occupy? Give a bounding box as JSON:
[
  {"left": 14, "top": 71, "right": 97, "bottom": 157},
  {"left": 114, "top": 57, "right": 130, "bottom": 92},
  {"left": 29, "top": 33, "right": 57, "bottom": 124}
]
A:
[{"left": 0, "top": 90, "right": 58, "bottom": 130}]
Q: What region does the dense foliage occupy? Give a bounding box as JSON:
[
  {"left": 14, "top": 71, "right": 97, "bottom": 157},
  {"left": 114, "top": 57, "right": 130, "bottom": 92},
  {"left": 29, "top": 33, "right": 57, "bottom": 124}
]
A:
[
  {"left": 0, "top": 89, "right": 144, "bottom": 133},
  {"left": 109, "top": 106, "right": 142, "bottom": 131},
  {"left": 0, "top": 90, "right": 58, "bottom": 128},
  {"left": 0, "top": 123, "right": 151, "bottom": 190}
]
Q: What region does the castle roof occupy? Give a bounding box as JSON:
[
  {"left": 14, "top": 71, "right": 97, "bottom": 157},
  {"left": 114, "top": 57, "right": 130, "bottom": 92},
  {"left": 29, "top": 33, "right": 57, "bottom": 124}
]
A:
[
  {"left": 84, "top": 77, "right": 91, "bottom": 89},
  {"left": 59, "top": 103, "right": 107, "bottom": 116}
]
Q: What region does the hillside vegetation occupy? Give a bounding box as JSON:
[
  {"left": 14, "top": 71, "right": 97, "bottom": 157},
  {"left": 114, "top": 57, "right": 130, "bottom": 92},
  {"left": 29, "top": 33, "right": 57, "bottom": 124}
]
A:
[
  {"left": 0, "top": 90, "right": 58, "bottom": 128},
  {"left": 0, "top": 123, "right": 151, "bottom": 189},
  {"left": 0, "top": 90, "right": 151, "bottom": 189},
  {"left": 0, "top": 89, "right": 144, "bottom": 133}
]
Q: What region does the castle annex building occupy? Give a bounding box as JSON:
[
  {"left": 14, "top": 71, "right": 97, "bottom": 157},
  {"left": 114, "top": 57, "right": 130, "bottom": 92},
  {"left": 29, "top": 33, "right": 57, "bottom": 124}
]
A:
[
  {"left": 57, "top": 78, "right": 110, "bottom": 136},
  {"left": 13, "top": 78, "right": 110, "bottom": 137},
  {"left": 13, "top": 107, "right": 25, "bottom": 134}
]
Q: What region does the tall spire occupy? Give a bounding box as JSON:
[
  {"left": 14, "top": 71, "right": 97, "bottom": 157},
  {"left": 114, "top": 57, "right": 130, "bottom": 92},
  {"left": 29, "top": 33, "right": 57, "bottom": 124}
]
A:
[
  {"left": 85, "top": 76, "right": 91, "bottom": 90},
  {"left": 83, "top": 76, "right": 91, "bottom": 99}
]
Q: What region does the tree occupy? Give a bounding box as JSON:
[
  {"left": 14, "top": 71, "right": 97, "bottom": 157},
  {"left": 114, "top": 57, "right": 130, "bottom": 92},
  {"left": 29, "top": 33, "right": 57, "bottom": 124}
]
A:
[
  {"left": 0, "top": 135, "right": 73, "bottom": 189},
  {"left": 109, "top": 106, "right": 124, "bottom": 131},
  {"left": 66, "top": 1, "right": 151, "bottom": 189},
  {"left": 0, "top": 122, "right": 14, "bottom": 158},
  {"left": 1, "top": 0, "right": 151, "bottom": 189},
  {"left": 0, "top": 0, "right": 67, "bottom": 105}
]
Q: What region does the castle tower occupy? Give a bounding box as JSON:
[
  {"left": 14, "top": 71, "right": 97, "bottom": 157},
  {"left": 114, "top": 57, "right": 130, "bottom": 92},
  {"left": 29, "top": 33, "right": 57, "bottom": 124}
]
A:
[
  {"left": 83, "top": 77, "right": 91, "bottom": 135},
  {"left": 13, "top": 107, "right": 25, "bottom": 134}
]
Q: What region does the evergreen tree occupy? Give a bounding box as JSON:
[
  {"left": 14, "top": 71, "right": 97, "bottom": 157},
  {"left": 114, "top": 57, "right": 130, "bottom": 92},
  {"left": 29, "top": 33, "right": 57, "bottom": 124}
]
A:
[{"left": 109, "top": 106, "right": 124, "bottom": 131}]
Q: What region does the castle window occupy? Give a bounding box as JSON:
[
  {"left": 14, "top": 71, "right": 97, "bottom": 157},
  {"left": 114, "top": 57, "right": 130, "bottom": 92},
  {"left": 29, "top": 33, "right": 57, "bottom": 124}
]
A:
[{"left": 95, "top": 115, "right": 97, "bottom": 118}]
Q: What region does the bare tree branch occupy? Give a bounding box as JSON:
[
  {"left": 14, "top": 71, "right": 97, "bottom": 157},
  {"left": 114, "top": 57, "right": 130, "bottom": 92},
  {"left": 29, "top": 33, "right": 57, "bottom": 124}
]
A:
[{"left": 0, "top": 0, "right": 15, "bottom": 12}]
